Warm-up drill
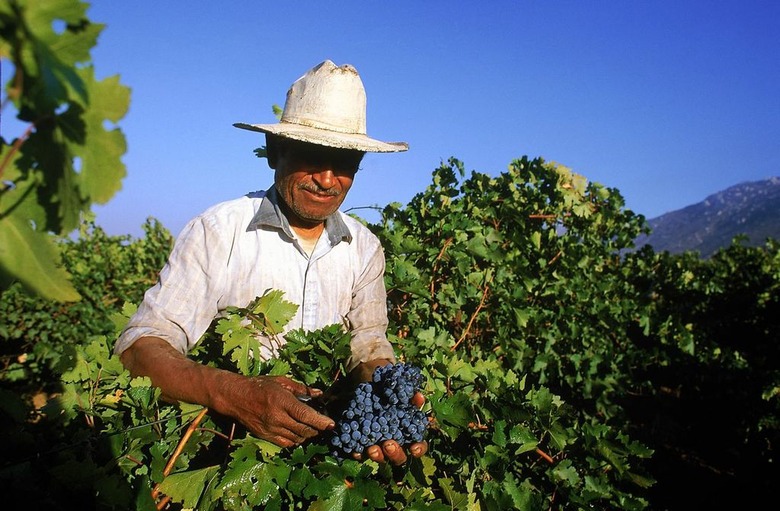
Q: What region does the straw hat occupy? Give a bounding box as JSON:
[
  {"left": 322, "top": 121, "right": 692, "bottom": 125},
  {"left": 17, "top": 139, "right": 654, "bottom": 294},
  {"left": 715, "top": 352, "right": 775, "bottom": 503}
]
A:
[{"left": 234, "top": 60, "right": 408, "bottom": 153}]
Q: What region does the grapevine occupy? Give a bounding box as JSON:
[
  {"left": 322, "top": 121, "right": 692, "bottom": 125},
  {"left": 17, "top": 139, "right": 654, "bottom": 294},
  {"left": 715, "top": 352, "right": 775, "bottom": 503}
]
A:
[{"left": 13, "top": 155, "right": 772, "bottom": 509}]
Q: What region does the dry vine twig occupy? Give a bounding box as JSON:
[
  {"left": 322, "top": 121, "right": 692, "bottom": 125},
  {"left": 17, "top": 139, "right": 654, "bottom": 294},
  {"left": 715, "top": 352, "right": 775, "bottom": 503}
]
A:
[
  {"left": 451, "top": 278, "right": 492, "bottom": 351},
  {"left": 430, "top": 237, "right": 454, "bottom": 299},
  {"left": 151, "top": 407, "right": 209, "bottom": 508},
  {"left": 0, "top": 123, "right": 34, "bottom": 180},
  {"left": 547, "top": 250, "right": 563, "bottom": 266},
  {"left": 535, "top": 447, "right": 554, "bottom": 464}
]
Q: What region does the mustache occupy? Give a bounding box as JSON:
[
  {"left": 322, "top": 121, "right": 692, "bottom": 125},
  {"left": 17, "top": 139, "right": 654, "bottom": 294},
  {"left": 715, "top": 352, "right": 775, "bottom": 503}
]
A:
[{"left": 298, "top": 184, "right": 341, "bottom": 197}]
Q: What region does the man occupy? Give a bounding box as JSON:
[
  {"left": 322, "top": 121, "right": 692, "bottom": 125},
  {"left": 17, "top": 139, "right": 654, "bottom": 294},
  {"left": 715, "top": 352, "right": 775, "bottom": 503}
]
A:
[{"left": 115, "top": 60, "right": 426, "bottom": 465}]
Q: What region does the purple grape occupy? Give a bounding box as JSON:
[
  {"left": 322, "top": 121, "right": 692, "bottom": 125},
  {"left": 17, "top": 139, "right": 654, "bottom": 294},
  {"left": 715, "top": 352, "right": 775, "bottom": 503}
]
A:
[{"left": 329, "top": 363, "right": 430, "bottom": 458}]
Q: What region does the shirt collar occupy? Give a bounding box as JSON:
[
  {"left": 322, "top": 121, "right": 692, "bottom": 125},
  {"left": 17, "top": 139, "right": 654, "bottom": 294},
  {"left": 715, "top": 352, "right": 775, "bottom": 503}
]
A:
[{"left": 247, "top": 186, "right": 353, "bottom": 245}]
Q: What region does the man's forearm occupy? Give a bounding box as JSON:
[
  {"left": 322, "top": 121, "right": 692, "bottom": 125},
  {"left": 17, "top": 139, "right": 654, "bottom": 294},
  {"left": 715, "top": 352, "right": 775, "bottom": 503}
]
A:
[
  {"left": 119, "top": 336, "right": 337, "bottom": 447},
  {"left": 119, "top": 336, "right": 237, "bottom": 413}
]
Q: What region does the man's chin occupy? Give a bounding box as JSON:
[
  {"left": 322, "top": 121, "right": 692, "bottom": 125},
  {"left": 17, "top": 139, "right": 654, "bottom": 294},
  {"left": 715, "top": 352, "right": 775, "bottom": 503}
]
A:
[{"left": 293, "top": 209, "right": 335, "bottom": 225}]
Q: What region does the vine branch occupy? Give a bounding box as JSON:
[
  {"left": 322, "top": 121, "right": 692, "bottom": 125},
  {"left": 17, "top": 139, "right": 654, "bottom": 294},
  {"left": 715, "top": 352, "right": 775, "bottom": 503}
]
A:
[
  {"left": 430, "top": 237, "right": 454, "bottom": 299},
  {"left": 535, "top": 447, "right": 554, "bottom": 464},
  {"left": 548, "top": 250, "right": 563, "bottom": 266},
  {"left": 0, "top": 122, "right": 34, "bottom": 181},
  {"left": 151, "top": 407, "right": 209, "bottom": 507},
  {"left": 451, "top": 279, "right": 491, "bottom": 351}
]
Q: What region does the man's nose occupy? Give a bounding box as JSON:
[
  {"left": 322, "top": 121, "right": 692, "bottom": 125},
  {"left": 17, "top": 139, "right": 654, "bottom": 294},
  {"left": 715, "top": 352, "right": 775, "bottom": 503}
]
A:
[{"left": 311, "top": 168, "right": 336, "bottom": 189}]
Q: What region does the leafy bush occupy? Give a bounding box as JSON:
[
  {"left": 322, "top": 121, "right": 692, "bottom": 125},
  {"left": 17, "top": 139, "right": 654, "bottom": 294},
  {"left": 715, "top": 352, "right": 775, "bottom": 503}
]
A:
[
  {"left": 1, "top": 157, "right": 777, "bottom": 509},
  {"left": 374, "top": 157, "right": 655, "bottom": 508},
  {"left": 0, "top": 218, "right": 171, "bottom": 387},
  {"left": 619, "top": 240, "right": 780, "bottom": 508},
  {"left": 0, "top": 218, "right": 171, "bottom": 509}
]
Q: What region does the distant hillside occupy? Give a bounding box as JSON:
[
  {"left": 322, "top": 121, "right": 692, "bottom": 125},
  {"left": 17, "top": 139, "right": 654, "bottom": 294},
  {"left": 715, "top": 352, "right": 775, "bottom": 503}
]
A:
[{"left": 635, "top": 177, "right": 780, "bottom": 258}]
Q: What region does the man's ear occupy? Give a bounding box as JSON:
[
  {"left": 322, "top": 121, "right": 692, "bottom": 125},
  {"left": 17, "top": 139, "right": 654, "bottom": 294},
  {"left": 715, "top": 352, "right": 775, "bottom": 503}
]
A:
[{"left": 265, "top": 135, "right": 280, "bottom": 169}]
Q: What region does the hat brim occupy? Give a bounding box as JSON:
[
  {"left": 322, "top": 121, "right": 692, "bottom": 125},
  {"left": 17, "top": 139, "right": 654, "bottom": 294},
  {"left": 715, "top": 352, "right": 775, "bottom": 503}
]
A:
[{"left": 233, "top": 122, "right": 408, "bottom": 153}]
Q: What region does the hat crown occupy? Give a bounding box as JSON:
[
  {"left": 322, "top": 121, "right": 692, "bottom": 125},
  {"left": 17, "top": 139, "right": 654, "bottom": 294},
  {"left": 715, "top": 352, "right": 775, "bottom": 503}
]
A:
[
  {"left": 280, "top": 60, "right": 367, "bottom": 135},
  {"left": 233, "top": 60, "right": 407, "bottom": 153}
]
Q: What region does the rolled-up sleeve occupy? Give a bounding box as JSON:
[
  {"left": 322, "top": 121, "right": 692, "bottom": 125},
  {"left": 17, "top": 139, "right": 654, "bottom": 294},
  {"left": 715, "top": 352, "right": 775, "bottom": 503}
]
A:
[
  {"left": 344, "top": 230, "right": 396, "bottom": 371},
  {"left": 114, "top": 215, "right": 228, "bottom": 355}
]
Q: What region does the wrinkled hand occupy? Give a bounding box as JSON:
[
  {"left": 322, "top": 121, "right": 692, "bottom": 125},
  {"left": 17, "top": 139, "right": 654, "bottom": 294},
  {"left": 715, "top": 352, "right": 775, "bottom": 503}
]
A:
[
  {"left": 220, "top": 374, "right": 335, "bottom": 448},
  {"left": 350, "top": 360, "right": 429, "bottom": 465}
]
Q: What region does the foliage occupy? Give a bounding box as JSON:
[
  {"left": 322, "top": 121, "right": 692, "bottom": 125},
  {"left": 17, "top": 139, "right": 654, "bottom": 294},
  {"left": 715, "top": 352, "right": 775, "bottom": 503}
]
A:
[
  {"left": 0, "top": 217, "right": 171, "bottom": 509},
  {"left": 0, "top": 157, "right": 777, "bottom": 509},
  {"left": 375, "top": 157, "right": 656, "bottom": 508},
  {"left": 0, "top": 217, "right": 171, "bottom": 388},
  {"left": 618, "top": 239, "right": 780, "bottom": 508},
  {"left": 0, "top": 0, "right": 130, "bottom": 300},
  {"left": 3, "top": 284, "right": 644, "bottom": 510},
  {"left": 378, "top": 158, "right": 650, "bottom": 412}
]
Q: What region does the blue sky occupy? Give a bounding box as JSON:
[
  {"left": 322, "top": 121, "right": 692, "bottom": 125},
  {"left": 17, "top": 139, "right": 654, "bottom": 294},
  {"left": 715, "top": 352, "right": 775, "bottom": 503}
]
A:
[{"left": 54, "top": 1, "right": 780, "bottom": 236}]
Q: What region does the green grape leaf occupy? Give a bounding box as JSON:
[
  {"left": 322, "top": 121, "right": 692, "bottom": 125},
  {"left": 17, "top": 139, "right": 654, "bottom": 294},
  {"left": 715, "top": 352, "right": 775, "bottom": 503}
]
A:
[
  {"left": 503, "top": 474, "right": 541, "bottom": 510},
  {"left": 216, "top": 314, "right": 262, "bottom": 375},
  {"left": 265, "top": 358, "right": 291, "bottom": 376},
  {"left": 219, "top": 460, "right": 281, "bottom": 507},
  {"left": 510, "top": 424, "right": 540, "bottom": 454},
  {"left": 0, "top": 211, "right": 80, "bottom": 301},
  {"left": 280, "top": 324, "right": 351, "bottom": 387},
  {"left": 287, "top": 466, "right": 320, "bottom": 499},
  {"left": 9, "top": 0, "right": 95, "bottom": 109},
  {"left": 310, "top": 474, "right": 386, "bottom": 511},
  {"left": 446, "top": 357, "right": 476, "bottom": 382},
  {"left": 438, "top": 477, "right": 473, "bottom": 509},
  {"left": 431, "top": 391, "right": 473, "bottom": 429},
  {"left": 552, "top": 459, "right": 581, "bottom": 486},
  {"left": 492, "top": 419, "right": 508, "bottom": 447},
  {"left": 158, "top": 465, "right": 220, "bottom": 508},
  {"left": 70, "top": 68, "right": 129, "bottom": 204},
  {"left": 404, "top": 454, "right": 437, "bottom": 487},
  {"left": 250, "top": 289, "right": 299, "bottom": 335}
]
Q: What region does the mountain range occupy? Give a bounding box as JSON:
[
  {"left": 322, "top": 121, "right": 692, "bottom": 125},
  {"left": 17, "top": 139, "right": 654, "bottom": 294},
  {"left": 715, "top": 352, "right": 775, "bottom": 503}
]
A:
[{"left": 633, "top": 177, "right": 780, "bottom": 258}]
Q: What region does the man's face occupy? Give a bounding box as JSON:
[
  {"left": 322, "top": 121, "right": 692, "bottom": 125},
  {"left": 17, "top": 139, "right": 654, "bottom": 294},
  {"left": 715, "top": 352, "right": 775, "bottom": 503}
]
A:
[{"left": 274, "top": 140, "right": 364, "bottom": 226}]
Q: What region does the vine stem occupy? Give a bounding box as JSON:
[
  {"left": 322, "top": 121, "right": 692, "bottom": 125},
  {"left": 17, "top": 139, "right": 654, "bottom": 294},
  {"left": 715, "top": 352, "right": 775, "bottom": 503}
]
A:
[
  {"left": 535, "top": 447, "right": 554, "bottom": 464},
  {"left": 451, "top": 278, "right": 491, "bottom": 351},
  {"left": 196, "top": 427, "right": 232, "bottom": 441},
  {"left": 0, "top": 122, "right": 33, "bottom": 181},
  {"left": 529, "top": 213, "right": 571, "bottom": 220},
  {"left": 430, "top": 237, "right": 454, "bottom": 299},
  {"left": 151, "top": 407, "right": 209, "bottom": 506},
  {"left": 547, "top": 250, "right": 563, "bottom": 266},
  {"left": 124, "top": 454, "right": 144, "bottom": 466}
]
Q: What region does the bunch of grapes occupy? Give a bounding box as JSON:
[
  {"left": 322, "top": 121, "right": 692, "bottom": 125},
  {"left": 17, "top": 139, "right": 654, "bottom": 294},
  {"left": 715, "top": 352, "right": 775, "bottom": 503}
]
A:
[{"left": 329, "top": 363, "right": 429, "bottom": 458}]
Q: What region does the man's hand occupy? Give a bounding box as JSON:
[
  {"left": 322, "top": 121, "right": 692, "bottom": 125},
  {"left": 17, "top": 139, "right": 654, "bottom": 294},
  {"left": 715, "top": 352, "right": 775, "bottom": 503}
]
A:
[
  {"left": 350, "top": 359, "right": 429, "bottom": 465},
  {"left": 218, "top": 374, "right": 335, "bottom": 447}
]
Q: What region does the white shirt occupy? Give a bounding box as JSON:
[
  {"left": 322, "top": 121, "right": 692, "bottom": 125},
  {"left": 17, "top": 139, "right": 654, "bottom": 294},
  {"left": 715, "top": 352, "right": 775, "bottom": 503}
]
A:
[{"left": 114, "top": 187, "right": 395, "bottom": 371}]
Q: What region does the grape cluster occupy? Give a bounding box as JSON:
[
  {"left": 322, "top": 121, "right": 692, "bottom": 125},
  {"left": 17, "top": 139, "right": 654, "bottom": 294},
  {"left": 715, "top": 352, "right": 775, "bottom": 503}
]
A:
[{"left": 329, "top": 363, "right": 429, "bottom": 458}]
